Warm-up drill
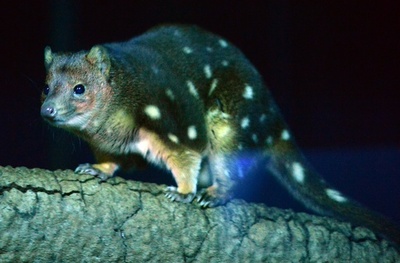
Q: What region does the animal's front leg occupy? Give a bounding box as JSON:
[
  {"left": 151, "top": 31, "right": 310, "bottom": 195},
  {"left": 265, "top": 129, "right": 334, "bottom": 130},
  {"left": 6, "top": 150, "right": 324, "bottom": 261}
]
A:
[
  {"left": 75, "top": 150, "right": 119, "bottom": 181},
  {"left": 164, "top": 150, "right": 203, "bottom": 204},
  {"left": 75, "top": 162, "right": 119, "bottom": 181}
]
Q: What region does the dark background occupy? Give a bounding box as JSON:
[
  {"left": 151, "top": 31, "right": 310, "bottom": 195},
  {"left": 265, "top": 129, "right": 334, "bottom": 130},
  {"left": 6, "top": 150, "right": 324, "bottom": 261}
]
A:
[{"left": 1, "top": 1, "right": 399, "bottom": 225}]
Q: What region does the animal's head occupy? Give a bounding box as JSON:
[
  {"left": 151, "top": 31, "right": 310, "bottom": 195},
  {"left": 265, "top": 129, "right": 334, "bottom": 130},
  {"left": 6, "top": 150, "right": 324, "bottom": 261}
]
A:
[{"left": 41, "top": 46, "right": 113, "bottom": 131}]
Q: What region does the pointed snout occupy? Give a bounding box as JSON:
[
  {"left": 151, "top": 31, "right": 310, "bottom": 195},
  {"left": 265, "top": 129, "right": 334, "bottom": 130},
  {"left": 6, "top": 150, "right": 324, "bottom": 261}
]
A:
[{"left": 41, "top": 103, "right": 57, "bottom": 121}]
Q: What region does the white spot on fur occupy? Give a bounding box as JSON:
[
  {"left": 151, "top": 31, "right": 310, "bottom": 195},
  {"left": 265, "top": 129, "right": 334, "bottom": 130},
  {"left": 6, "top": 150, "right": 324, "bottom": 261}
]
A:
[
  {"left": 166, "top": 89, "right": 175, "bottom": 100},
  {"left": 326, "top": 189, "right": 347, "bottom": 203},
  {"left": 219, "top": 39, "right": 228, "bottom": 48},
  {"left": 206, "top": 47, "right": 213, "bottom": 52},
  {"left": 187, "top": 125, "right": 197, "bottom": 140},
  {"left": 151, "top": 65, "right": 159, "bottom": 74},
  {"left": 241, "top": 117, "right": 250, "bottom": 129},
  {"left": 238, "top": 144, "right": 243, "bottom": 150},
  {"left": 208, "top": 79, "right": 219, "bottom": 96},
  {"left": 252, "top": 134, "right": 258, "bottom": 143},
  {"left": 292, "top": 162, "right": 305, "bottom": 183},
  {"left": 222, "top": 60, "right": 229, "bottom": 66},
  {"left": 266, "top": 136, "right": 273, "bottom": 146},
  {"left": 183, "top": 46, "right": 193, "bottom": 54},
  {"left": 243, "top": 85, "right": 254, "bottom": 100},
  {"left": 168, "top": 133, "right": 179, "bottom": 144},
  {"left": 259, "top": 114, "right": 267, "bottom": 123},
  {"left": 144, "top": 105, "right": 161, "bottom": 120},
  {"left": 187, "top": 81, "right": 199, "bottom": 98},
  {"left": 204, "top": 64, "right": 212, "bottom": 79},
  {"left": 281, "top": 130, "right": 290, "bottom": 140}
]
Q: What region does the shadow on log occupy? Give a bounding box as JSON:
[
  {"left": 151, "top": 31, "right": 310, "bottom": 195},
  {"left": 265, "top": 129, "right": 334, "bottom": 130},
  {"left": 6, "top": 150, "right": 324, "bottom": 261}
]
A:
[{"left": 0, "top": 166, "right": 399, "bottom": 262}]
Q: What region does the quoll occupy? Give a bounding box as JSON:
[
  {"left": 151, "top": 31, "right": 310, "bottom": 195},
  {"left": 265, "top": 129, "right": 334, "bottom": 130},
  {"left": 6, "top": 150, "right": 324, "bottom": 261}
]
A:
[{"left": 41, "top": 24, "right": 399, "bottom": 245}]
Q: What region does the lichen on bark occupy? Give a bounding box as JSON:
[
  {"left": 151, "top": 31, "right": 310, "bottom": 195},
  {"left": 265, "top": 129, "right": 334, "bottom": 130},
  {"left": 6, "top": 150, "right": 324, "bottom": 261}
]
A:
[{"left": 0, "top": 166, "right": 398, "bottom": 262}]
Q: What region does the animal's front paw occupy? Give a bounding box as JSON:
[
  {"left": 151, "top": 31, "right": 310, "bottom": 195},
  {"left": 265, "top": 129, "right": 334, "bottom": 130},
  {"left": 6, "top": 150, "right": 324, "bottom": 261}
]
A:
[
  {"left": 165, "top": 186, "right": 196, "bottom": 203},
  {"left": 75, "top": 163, "right": 113, "bottom": 181}
]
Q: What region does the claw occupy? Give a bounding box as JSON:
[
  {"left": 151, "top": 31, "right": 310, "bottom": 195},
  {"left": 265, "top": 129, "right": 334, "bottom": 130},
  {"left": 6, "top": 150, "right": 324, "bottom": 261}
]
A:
[
  {"left": 75, "top": 163, "right": 98, "bottom": 175},
  {"left": 199, "top": 200, "right": 211, "bottom": 207},
  {"left": 193, "top": 188, "right": 223, "bottom": 208},
  {"left": 195, "top": 189, "right": 207, "bottom": 203},
  {"left": 75, "top": 163, "right": 112, "bottom": 181},
  {"left": 164, "top": 186, "right": 195, "bottom": 203}
]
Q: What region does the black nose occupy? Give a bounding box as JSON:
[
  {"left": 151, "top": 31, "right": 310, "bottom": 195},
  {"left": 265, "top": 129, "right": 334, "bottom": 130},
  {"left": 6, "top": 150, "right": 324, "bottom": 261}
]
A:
[{"left": 41, "top": 104, "right": 57, "bottom": 120}]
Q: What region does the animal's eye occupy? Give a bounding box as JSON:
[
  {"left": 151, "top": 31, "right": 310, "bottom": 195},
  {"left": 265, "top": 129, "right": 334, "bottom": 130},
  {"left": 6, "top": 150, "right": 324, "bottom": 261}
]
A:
[
  {"left": 73, "top": 84, "right": 85, "bottom": 95},
  {"left": 43, "top": 85, "right": 50, "bottom": 96}
]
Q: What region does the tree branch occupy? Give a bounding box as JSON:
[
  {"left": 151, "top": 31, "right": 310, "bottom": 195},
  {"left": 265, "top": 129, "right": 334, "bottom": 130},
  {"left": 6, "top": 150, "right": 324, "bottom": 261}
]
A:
[{"left": 0, "top": 166, "right": 398, "bottom": 262}]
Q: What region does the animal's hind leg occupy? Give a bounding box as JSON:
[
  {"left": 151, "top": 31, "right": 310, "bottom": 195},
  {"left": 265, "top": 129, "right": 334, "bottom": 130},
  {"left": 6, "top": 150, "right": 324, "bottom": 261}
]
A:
[
  {"left": 199, "top": 101, "right": 240, "bottom": 207},
  {"left": 197, "top": 154, "right": 237, "bottom": 207}
]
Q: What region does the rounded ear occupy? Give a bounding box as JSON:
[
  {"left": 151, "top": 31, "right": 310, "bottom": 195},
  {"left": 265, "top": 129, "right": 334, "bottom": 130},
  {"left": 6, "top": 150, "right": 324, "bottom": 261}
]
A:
[
  {"left": 44, "top": 46, "right": 53, "bottom": 70},
  {"left": 86, "top": 45, "right": 111, "bottom": 76}
]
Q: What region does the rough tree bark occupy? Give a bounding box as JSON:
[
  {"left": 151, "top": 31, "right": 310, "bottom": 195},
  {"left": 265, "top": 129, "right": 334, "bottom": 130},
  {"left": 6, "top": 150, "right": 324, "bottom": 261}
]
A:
[{"left": 0, "top": 166, "right": 398, "bottom": 262}]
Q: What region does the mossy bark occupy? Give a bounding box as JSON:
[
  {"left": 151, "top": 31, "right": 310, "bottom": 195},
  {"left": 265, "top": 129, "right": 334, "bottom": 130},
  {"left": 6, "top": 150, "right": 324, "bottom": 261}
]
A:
[{"left": 0, "top": 166, "right": 398, "bottom": 262}]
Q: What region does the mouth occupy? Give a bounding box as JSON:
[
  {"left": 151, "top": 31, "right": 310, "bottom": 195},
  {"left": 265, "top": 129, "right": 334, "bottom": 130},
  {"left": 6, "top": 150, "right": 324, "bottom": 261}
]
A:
[
  {"left": 41, "top": 108, "right": 76, "bottom": 127},
  {"left": 48, "top": 118, "right": 67, "bottom": 126},
  {"left": 43, "top": 116, "right": 68, "bottom": 127},
  {"left": 41, "top": 105, "right": 92, "bottom": 130}
]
